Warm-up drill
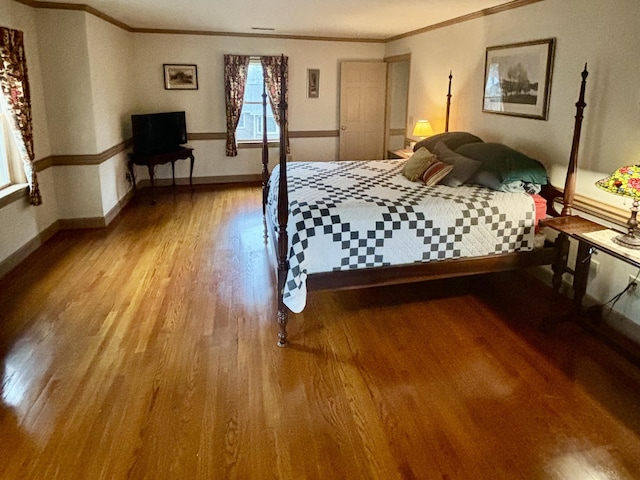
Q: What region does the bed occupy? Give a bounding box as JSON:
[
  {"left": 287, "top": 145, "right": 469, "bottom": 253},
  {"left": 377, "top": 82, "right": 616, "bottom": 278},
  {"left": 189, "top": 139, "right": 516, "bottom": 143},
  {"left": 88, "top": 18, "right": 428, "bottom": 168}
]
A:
[{"left": 262, "top": 64, "right": 588, "bottom": 347}]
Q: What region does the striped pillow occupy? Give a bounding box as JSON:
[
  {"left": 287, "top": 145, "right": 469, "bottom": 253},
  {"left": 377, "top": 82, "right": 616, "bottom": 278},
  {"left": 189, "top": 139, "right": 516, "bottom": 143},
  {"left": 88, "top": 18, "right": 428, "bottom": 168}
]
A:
[{"left": 422, "top": 160, "right": 454, "bottom": 186}]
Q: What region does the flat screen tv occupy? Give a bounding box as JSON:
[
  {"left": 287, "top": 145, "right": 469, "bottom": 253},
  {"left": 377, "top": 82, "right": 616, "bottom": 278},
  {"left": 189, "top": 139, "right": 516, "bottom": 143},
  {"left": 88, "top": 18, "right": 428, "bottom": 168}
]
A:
[{"left": 131, "top": 111, "right": 187, "bottom": 155}]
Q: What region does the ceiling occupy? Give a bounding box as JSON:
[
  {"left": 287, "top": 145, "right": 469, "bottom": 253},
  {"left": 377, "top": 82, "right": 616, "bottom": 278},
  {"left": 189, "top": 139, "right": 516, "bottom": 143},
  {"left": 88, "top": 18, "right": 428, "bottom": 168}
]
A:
[{"left": 33, "top": 0, "right": 514, "bottom": 40}]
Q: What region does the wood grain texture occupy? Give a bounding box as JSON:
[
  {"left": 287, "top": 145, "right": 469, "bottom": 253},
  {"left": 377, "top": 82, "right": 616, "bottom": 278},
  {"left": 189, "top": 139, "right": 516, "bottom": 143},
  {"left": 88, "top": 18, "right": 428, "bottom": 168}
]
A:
[{"left": 1, "top": 185, "right": 640, "bottom": 479}]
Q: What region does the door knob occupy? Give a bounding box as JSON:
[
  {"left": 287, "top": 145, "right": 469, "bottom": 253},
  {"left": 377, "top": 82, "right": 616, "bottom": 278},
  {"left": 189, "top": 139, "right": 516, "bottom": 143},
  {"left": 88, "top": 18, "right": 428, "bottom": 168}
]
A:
[{"left": 341, "top": 125, "right": 346, "bottom": 130}]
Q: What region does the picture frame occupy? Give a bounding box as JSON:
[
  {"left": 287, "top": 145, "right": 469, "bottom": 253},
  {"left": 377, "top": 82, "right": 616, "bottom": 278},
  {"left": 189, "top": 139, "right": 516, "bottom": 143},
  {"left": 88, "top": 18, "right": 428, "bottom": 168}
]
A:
[
  {"left": 482, "top": 38, "right": 555, "bottom": 120},
  {"left": 163, "top": 64, "right": 198, "bottom": 90},
  {"left": 307, "top": 68, "right": 320, "bottom": 98}
]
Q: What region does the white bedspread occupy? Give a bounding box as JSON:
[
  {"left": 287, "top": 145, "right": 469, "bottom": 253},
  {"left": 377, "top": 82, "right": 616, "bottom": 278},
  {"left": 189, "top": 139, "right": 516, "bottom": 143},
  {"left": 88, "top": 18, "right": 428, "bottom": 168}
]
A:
[{"left": 267, "top": 159, "right": 536, "bottom": 313}]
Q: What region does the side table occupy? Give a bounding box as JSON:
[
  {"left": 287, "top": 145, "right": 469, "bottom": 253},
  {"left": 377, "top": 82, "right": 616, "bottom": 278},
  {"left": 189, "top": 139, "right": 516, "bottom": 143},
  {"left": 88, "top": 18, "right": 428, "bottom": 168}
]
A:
[
  {"left": 387, "top": 148, "right": 413, "bottom": 159},
  {"left": 543, "top": 215, "right": 640, "bottom": 312},
  {"left": 128, "top": 146, "right": 195, "bottom": 203}
]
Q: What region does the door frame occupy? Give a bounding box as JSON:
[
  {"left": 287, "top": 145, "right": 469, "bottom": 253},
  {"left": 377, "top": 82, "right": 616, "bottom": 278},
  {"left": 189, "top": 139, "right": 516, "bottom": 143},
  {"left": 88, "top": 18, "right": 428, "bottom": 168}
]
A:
[{"left": 383, "top": 54, "right": 411, "bottom": 155}]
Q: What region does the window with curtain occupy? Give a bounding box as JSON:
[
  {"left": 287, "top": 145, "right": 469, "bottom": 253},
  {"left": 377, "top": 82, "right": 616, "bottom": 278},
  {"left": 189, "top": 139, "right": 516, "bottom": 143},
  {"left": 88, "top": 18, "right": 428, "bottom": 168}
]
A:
[
  {"left": 224, "top": 54, "right": 289, "bottom": 157},
  {"left": 236, "top": 61, "right": 279, "bottom": 143},
  {"left": 0, "top": 27, "right": 41, "bottom": 204}
]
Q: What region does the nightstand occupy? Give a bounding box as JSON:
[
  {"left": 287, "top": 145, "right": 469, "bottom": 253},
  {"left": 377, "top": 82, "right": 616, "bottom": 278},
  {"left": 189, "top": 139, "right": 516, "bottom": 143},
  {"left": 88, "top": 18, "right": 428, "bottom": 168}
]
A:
[
  {"left": 543, "top": 215, "right": 640, "bottom": 312},
  {"left": 387, "top": 148, "right": 413, "bottom": 159},
  {"left": 542, "top": 215, "right": 640, "bottom": 364}
]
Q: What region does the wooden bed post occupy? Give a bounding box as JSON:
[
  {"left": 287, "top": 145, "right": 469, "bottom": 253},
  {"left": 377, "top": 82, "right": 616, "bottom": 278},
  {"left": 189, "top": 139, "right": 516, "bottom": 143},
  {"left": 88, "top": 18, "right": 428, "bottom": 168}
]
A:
[
  {"left": 261, "top": 74, "right": 269, "bottom": 213},
  {"left": 261, "top": 76, "right": 270, "bottom": 240},
  {"left": 276, "top": 55, "right": 289, "bottom": 347},
  {"left": 445, "top": 70, "right": 452, "bottom": 133},
  {"left": 561, "top": 64, "right": 588, "bottom": 216}
]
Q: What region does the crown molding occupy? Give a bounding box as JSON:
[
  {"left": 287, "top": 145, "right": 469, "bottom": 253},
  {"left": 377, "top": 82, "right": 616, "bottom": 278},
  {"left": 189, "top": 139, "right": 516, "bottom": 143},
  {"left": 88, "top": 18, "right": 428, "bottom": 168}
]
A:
[
  {"left": 13, "top": 0, "right": 544, "bottom": 43},
  {"left": 386, "top": 0, "right": 545, "bottom": 42},
  {"left": 13, "top": 0, "right": 132, "bottom": 31}
]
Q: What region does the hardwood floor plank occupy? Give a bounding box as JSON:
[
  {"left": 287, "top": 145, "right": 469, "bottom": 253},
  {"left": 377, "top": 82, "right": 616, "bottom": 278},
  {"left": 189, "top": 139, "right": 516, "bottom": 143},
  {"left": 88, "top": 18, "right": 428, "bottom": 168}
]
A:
[{"left": 1, "top": 185, "right": 640, "bottom": 479}]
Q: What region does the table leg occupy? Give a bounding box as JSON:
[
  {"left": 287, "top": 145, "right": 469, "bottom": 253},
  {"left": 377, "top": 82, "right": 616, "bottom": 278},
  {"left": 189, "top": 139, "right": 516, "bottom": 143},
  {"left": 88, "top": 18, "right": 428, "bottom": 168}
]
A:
[
  {"left": 189, "top": 154, "right": 194, "bottom": 190},
  {"left": 539, "top": 232, "right": 572, "bottom": 331},
  {"left": 171, "top": 161, "right": 176, "bottom": 186},
  {"left": 147, "top": 165, "right": 156, "bottom": 204},
  {"left": 128, "top": 161, "right": 137, "bottom": 190},
  {"left": 552, "top": 232, "right": 570, "bottom": 294},
  {"left": 572, "top": 240, "right": 592, "bottom": 313}
]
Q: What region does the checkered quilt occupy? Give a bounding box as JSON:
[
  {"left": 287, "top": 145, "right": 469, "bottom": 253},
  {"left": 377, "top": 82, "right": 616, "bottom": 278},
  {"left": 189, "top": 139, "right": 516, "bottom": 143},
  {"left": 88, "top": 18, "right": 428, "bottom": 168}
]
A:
[{"left": 267, "top": 159, "right": 536, "bottom": 313}]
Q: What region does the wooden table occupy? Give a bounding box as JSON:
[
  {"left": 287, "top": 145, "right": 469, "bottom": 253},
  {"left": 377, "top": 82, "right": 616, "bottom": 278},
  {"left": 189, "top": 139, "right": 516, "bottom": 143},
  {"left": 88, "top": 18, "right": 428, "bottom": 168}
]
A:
[
  {"left": 387, "top": 148, "right": 413, "bottom": 159},
  {"left": 542, "top": 215, "right": 640, "bottom": 312},
  {"left": 128, "top": 146, "right": 194, "bottom": 203}
]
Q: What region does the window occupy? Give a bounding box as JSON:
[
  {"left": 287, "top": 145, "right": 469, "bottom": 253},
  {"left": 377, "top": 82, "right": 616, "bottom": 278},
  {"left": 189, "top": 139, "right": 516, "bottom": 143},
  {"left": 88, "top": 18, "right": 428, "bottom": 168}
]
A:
[{"left": 236, "top": 61, "right": 280, "bottom": 143}]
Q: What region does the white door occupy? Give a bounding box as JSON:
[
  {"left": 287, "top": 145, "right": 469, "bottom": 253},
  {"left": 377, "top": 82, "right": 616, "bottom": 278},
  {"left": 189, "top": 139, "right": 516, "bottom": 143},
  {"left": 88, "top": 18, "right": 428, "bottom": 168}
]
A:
[{"left": 339, "top": 61, "right": 387, "bottom": 160}]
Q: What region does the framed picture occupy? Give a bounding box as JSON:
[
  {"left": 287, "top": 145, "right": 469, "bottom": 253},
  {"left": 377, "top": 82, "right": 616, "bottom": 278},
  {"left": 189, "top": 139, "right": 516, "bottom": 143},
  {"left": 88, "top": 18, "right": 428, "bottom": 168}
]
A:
[
  {"left": 307, "top": 68, "right": 319, "bottom": 98},
  {"left": 163, "top": 64, "right": 198, "bottom": 90},
  {"left": 482, "top": 38, "right": 555, "bottom": 120}
]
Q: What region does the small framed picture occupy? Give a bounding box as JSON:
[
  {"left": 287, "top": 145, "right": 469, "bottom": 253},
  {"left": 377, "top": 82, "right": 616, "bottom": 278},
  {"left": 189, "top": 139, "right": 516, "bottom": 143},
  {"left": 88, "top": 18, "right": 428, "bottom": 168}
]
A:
[
  {"left": 163, "top": 64, "right": 198, "bottom": 90},
  {"left": 307, "top": 68, "right": 319, "bottom": 98},
  {"left": 482, "top": 38, "right": 555, "bottom": 120}
]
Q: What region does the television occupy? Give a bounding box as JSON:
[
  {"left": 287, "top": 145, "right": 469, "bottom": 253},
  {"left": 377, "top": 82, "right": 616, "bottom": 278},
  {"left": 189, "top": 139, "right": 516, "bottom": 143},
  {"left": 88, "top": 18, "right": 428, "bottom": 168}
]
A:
[{"left": 131, "top": 111, "right": 187, "bottom": 155}]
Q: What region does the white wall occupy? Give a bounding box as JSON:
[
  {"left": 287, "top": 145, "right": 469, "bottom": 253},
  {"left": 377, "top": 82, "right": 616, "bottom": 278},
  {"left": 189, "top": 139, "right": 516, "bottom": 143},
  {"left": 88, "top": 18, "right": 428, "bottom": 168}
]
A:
[
  {"left": 385, "top": 0, "right": 640, "bottom": 335},
  {"left": 86, "top": 14, "right": 135, "bottom": 152},
  {"left": 35, "top": 7, "right": 136, "bottom": 220},
  {"left": 36, "top": 10, "right": 97, "bottom": 155},
  {"left": 386, "top": 0, "right": 640, "bottom": 209},
  {"left": 85, "top": 14, "right": 135, "bottom": 216},
  {"left": 131, "top": 34, "right": 383, "bottom": 180}
]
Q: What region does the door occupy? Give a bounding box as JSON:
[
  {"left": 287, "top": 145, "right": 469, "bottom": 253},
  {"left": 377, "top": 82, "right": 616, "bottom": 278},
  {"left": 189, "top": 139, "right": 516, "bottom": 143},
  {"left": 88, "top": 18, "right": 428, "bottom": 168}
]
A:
[{"left": 339, "top": 61, "right": 387, "bottom": 160}]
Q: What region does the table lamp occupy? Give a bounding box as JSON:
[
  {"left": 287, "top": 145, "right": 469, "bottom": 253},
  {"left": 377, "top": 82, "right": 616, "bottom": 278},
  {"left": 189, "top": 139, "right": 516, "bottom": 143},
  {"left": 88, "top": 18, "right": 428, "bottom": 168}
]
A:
[
  {"left": 412, "top": 120, "right": 434, "bottom": 140},
  {"left": 595, "top": 164, "right": 640, "bottom": 250}
]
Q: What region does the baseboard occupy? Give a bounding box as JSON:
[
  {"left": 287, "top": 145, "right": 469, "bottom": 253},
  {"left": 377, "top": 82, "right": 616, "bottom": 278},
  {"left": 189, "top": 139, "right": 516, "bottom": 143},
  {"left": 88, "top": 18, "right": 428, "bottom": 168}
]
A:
[
  {"left": 58, "top": 217, "right": 107, "bottom": 229},
  {"left": 0, "top": 220, "right": 60, "bottom": 278},
  {"left": 105, "top": 188, "right": 135, "bottom": 226},
  {"left": 134, "top": 174, "right": 262, "bottom": 188}
]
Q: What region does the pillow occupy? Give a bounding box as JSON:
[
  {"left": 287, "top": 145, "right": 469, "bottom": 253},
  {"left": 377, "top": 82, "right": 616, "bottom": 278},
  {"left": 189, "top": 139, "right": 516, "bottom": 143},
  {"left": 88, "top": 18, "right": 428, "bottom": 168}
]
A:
[
  {"left": 468, "top": 170, "right": 543, "bottom": 194},
  {"left": 413, "top": 131, "right": 483, "bottom": 153},
  {"left": 421, "top": 160, "right": 454, "bottom": 186},
  {"left": 432, "top": 142, "right": 482, "bottom": 187},
  {"left": 457, "top": 142, "right": 548, "bottom": 186},
  {"left": 401, "top": 147, "right": 436, "bottom": 182}
]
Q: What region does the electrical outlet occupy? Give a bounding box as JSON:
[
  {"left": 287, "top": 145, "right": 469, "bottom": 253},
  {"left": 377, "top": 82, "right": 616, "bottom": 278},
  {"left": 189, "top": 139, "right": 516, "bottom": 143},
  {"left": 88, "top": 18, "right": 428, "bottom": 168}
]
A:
[
  {"left": 589, "top": 259, "right": 600, "bottom": 277},
  {"left": 629, "top": 275, "right": 640, "bottom": 297}
]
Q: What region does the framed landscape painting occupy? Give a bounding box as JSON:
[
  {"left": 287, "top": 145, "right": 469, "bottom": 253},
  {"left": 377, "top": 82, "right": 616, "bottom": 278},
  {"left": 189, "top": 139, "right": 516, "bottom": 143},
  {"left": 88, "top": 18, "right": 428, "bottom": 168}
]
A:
[
  {"left": 163, "top": 64, "right": 198, "bottom": 90},
  {"left": 482, "top": 38, "right": 555, "bottom": 120}
]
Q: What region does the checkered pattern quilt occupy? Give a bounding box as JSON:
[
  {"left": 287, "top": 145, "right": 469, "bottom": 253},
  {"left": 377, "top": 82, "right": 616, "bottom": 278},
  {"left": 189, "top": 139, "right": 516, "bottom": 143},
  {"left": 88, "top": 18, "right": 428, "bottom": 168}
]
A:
[{"left": 267, "top": 159, "right": 536, "bottom": 313}]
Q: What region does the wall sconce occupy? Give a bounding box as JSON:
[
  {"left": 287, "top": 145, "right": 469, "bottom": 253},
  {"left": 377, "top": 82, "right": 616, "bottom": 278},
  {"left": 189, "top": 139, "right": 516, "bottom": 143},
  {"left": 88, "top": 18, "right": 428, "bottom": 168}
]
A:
[{"left": 596, "top": 164, "right": 640, "bottom": 250}]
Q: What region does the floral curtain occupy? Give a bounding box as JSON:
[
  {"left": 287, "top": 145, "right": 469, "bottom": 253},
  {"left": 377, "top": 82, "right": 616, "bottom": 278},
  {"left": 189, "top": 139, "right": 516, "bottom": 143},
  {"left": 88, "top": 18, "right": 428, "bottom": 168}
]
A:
[
  {"left": 0, "top": 27, "right": 40, "bottom": 205},
  {"left": 260, "top": 55, "right": 290, "bottom": 154},
  {"left": 223, "top": 54, "right": 250, "bottom": 156}
]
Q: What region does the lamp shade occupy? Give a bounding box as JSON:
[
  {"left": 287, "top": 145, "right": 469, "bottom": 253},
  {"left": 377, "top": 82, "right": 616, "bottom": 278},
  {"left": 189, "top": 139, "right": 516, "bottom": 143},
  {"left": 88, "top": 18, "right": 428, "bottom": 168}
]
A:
[
  {"left": 595, "top": 165, "right": 640, "bottom": 199},
  {"left": 412, "top": 120, "right": 434, "bottom": 139},
  {"left": 595, "top": 164, "right": 640, "bottom": 250}
]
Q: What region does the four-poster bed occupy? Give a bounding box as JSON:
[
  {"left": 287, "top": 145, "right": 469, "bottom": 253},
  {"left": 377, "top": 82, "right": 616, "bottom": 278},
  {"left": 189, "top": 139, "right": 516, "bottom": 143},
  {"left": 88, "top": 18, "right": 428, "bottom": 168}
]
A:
[{"left": 262, "top": 62, "right": 589, "bottom": 347}]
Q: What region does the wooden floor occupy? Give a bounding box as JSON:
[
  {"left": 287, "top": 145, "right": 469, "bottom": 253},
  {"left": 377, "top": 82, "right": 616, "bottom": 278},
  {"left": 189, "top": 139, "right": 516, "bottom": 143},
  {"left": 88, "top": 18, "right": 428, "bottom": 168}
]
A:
[{"left": 2, "top": 185, "right": 640, "bottom": 479}]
